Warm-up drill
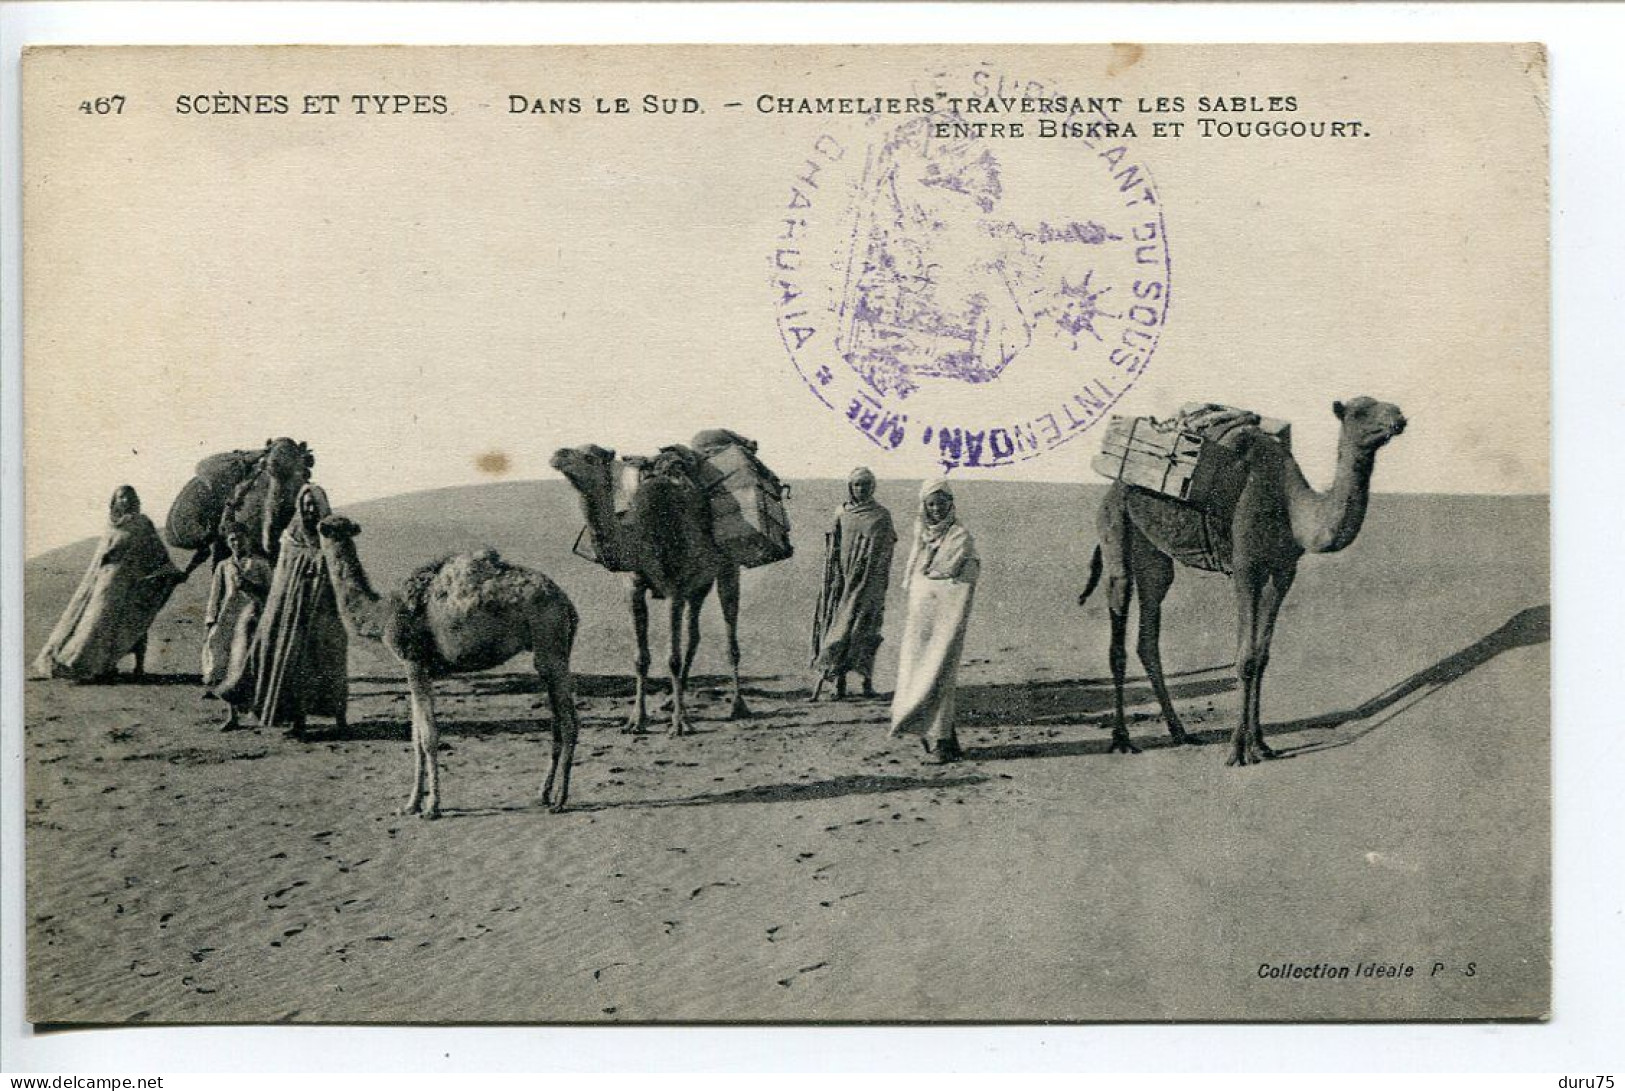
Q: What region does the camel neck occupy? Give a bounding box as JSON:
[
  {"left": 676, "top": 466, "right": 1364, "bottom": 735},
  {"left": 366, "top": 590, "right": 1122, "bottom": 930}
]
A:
[
  {"left": 573, "top": 474, "right": 634, "bottom": 571},
  {"left": 322, "top": 538, "right": 388, "bottom": 641},
  {"left": 1284, "top": 431, "right": 1377, "bottom": 554}
]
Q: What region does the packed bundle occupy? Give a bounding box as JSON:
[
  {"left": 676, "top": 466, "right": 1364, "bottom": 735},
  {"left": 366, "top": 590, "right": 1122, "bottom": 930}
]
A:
[
  {"left": 1092, "top": 403, "right": 1290, "bottom": 509},
  {"left": 689, "top": 430, "right": 793, "bottom": 568}
]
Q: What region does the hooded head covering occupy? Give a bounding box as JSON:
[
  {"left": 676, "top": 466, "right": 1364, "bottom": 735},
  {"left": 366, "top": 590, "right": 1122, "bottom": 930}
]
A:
[
  {"left": 917, "top": 479, "right": 958, "bottom": 544},
  {"left": 845, "top": 466, "right": 878, "bottom": 512},
  {"left": 108, "top": 485, "right": 141, "bottom": 526},
  {"left": 287, "top": 483, "right": 333, "bottom": 548}
]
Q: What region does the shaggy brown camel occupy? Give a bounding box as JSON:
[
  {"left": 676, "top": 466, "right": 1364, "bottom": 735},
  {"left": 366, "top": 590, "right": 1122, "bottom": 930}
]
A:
[
  {"left": 315, "top": 515, "right": 581, "bottom": 818},
  {"left": 550, "top": 445, "right": 748, "bottom": 736},
  {"left": 1079, "top": 397, "right": 1407, "bottom": 766}
]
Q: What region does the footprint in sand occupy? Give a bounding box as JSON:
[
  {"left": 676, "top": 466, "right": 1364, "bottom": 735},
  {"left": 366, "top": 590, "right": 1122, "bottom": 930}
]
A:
[{"left": 776, "top": 961, "right": 829, "bottom": 987}]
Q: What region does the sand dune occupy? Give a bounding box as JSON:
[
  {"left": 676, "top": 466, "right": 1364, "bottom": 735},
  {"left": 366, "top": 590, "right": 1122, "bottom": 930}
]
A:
[{"left": 23, "top": 482, "right": 1549, "bottom": 1022}]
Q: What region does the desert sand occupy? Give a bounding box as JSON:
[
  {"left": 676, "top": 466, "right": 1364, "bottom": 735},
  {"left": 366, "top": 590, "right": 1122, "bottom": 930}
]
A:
[{"left": 22, "top": 481, "right": 1549, "bottom": 1023}]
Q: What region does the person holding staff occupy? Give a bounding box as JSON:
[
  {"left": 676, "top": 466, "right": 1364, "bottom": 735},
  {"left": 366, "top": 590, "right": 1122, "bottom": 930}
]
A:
[
  {"left": 890, "top": 479, "right": 980, "bottom": 764},
  {"left": 811, "top": 466, "right": 897, "bottom": 701},
  {"left": 32, "top": 485, "right": 182, "bottom": 682}
]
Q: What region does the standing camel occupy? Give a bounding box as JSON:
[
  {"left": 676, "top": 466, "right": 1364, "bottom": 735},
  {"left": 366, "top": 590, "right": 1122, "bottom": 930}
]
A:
[
  {"left": 315, "top": 515, "right": 581, "bottom": 818},
  {"left": 550, "top": 445, "right": 749, "bottom": 736},
  {"left": 1078, "top": 397, "right": 1407, "bottom": 766}
]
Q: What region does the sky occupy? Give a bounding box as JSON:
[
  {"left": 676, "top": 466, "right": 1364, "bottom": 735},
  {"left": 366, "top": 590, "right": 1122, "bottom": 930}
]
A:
[{"left": 21, "top": 44, "right": 1548, "bottom": 556}]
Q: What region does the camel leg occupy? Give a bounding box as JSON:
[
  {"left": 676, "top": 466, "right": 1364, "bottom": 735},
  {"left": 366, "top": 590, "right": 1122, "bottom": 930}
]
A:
[
  {"left": 399, "top": 665, "right": 431, "bottom": 816},
  {"left": 1227, "top": 578, "right": 1264, "bottom": 767},
  {"left": 1244, "top": 568, "right": 1295, "bottom": 763},
  {"left": 1093, "top": 486, "right": 1139, "bottom": 755},
  {"left": 1106, "top": 573, "right": 1140, "bottom": 755},
  {"left": 624, "top": 582, "right": 651, "bottom": 734},
  {"left": 667, "top": 599, "right": 693, "bottom": 737},
  {"left": 809, "top": 674, "right": 827, "bottom": 702},
  {"left": 409, "top": 666, "right": 448, "bottom": 819},
  {"left": 538, "top": 662, "right": 579, "bottom": 814},
  {"left": 679, "top": 591, "right": 704, "bottom": 689},
  {"left": 1131, "top": 538, "right": 1194, "bottom": 745},
  {"left": 131, "top": 634, "right": 148, "bottom": 680},
  {"left": 717, "top": 565, "right": 750, "bottom": 719}
]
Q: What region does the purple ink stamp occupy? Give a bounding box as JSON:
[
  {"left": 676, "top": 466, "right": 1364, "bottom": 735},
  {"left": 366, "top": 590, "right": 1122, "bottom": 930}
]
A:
[{"left": 771, "top": 71, "right": 1172, "bottom": 471}]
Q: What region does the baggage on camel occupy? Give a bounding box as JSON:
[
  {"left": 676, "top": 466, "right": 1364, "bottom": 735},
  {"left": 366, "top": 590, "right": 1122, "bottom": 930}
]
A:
[
  {"left": 1092, "top": 403, "right": 1291, "bottom": 509},
  {"left": 689, "top": 431, "right": 792, "bottom": 568},
  {"left": 164, "top": 449, "right": 264, "bottom": 550},
  {"left": 1092, "top": 404, "right": 1291, "bottom": 574},
  {"left": 570, "top": 431, "right": 793, "bottom": 571}
]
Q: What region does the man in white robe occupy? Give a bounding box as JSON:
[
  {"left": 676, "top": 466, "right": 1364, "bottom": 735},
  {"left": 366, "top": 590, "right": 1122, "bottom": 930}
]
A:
[{"left": 889, "top": 480, "right": 980, "bottom": 763}]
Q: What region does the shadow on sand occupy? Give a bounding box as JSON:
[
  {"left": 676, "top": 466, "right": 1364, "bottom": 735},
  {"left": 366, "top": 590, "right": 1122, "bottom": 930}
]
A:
[
  {"left": 1268, "top": 603, "right": 1549, "bottom": 759},
  {"left": 354, "top": 672, "right": 791, "bottom": 702},
  {"left": 445, "top": 771, "right": 989, "bottom": 818},
  {"left": 957, "top": 665, "right": 1235, "bottom": 733},
  {"left": 44, "top": 671, "right": 204, "bottom": 688},
  {"left": 959, "top": 604, "right": 1550, "bottom": 764},
  {"left": 296, "top": 716, "right": 551, "bottom": 744},
  {"left": 319, "top": 606, "right": 1548, "bottom": 765}
]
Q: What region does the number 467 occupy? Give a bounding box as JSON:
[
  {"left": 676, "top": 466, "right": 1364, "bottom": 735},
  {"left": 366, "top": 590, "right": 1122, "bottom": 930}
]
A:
[{"left": 79, "top": 96, "right": 124, "bottom": 115}]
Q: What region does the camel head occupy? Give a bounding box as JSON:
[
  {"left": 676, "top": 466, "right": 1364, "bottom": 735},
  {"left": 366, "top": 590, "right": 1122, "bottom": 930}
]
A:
[
  {"left": 259, "top": 437, "right": 316, "bottom": 556},
  {"left": 317, "top": 514, "right": 362, "bottom": 545},
  {"left": 549, "top": 444, "right": 617, "bottom": 494},
  {"left": 1333, "top": 397, "right": 1407, "bottom": 452}
]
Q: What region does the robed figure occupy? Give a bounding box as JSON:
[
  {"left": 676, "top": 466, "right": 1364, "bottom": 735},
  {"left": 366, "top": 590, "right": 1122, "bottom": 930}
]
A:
[
  {"left": 32, "top": 485, "right": 182, "bottom": 681},
  {"left": 811, "top": 467, "right": 897, "bottom": 700},
  {"left": 239, "top": 483, "right": 348, "bottom": 734},
  {"left": 890, "top": 480, "right": 980, "bottom": 764},
  {"left": 203, "top": 523, "right": 272, "bottom": 729}
]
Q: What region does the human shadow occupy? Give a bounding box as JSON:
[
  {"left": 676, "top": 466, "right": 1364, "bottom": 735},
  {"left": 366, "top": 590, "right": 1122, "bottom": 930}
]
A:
[
  {"left": 448, "top": 771, "right": 988, "bottom": 817},
  {"left": 1269, "top": 603, "right": 1549, "bottom": 758}
]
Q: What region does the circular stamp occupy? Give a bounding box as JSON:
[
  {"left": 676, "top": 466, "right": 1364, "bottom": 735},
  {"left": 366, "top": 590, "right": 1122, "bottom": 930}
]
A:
[{"left": 770, "top": 72, "right": 1172, "bottom": 472}]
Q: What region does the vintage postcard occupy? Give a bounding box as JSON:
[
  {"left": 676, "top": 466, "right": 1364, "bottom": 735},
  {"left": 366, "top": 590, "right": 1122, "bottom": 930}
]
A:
[{"left": 20, "top": 44, "right": 1548, "bottom": 1024}]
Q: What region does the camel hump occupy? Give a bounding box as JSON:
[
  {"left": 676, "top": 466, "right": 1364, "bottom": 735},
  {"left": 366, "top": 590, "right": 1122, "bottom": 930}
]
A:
[
  {"left": 630, "top": 473, "right": 710, "bottom": 592},
  {"left": 1176, "top": 403, "right": 1292, "bottom": 453},
  {"left": 651, "top": 444, "right": 704, "bottom": 482},
  {"left": 691, "top": 428, "right": 759, "bottom": 456},
  {"left": 398, "top": 549, "right": 519, "bottom": 614}
]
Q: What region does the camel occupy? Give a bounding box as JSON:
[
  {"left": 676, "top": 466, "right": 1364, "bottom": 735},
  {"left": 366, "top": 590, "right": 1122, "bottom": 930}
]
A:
[
  {"left": 550, "top": 444, "right": 748, "bottom": 736},
  {"left": 314, "top": 514, "right": 581, "bottom": 818},
  {"left": 165, "top": 437, "right": 315, "bottom": 578},
  {"left": 1078, "top": 397, "right": 1407, "bottom": 766}
]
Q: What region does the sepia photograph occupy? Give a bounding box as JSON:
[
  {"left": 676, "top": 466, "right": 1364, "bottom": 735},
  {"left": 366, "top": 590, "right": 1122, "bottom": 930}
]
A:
[{"left": 1, "top": 15, "right": 1604, "bottom": 1070}]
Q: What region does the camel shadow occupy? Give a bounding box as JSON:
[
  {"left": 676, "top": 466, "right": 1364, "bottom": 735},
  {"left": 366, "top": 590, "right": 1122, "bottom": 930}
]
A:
[
  {"left": 452, "top": 672, "right": 790, "bottom": 702},
  {"left": 956, "top": 666, "right": 1236, "bottom": 732},
  {"left": 61, "top": 671, "right": 202, "bottom": 688},
  {"left": 447, "top": 771, "right": 988, "bottom": 817},
  {"left": 963, "top": 728, "right": 1214, "bottom": 763},
  {"left": 1268, "top": 603, "right": 1549, "bottom": 759},
  {"left": 958, "top": 606, "right": 1548, "bottom": 764},
  {"left": 296, "top": 716, "right": 558, "bottom": 744}
]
